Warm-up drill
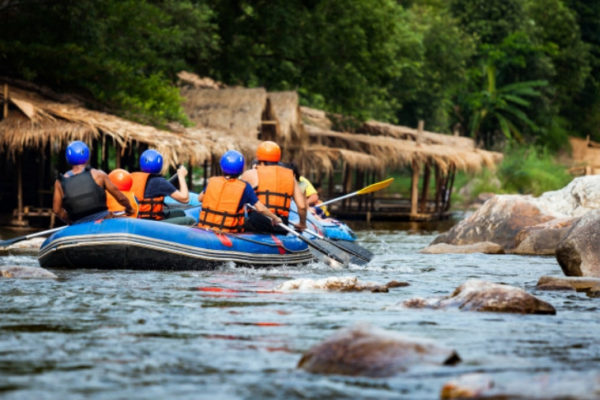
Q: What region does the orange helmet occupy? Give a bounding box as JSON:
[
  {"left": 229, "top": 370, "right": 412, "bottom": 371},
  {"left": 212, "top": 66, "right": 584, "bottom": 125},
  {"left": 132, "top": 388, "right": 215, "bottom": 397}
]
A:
[
  {"left": 256, "top": 141, "right": 281, "bottom": 162},
  {"left": 108, "top": 168, "right": 133, "bottom": 191}
]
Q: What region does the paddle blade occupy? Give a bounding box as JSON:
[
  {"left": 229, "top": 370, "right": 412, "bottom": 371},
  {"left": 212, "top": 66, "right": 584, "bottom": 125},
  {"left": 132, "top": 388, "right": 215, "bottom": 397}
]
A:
[
  {"left": 309, "top": 239, "right": 351, "bottom": 267},
  {"left": 0, "top": 237, "right": 22, "bottom": 248},
  {"left": 330, "top": 240, "right": 373, "bottom": 265},
  {"left": 356, "top": 177, "right": 394, "bottom": 195}
]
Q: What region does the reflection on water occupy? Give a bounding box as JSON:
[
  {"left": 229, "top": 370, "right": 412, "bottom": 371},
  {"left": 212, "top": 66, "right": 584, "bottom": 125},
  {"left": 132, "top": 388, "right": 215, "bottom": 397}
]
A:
[{"left": 0, "top": 220, "right": 598, "bottom": 399}]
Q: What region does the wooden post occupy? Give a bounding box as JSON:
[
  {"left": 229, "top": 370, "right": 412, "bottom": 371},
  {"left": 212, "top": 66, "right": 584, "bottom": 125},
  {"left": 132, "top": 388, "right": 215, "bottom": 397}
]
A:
[
  {"left": 444, "top": 164, "right": 456, "bottom": 211},
  {"left": 434, "top": 165, "right": 442, "bottom": 213},
  {"left": 3, "top": 84, "right": 8, "bottom": 119},
  {"left": 410, "top": 159, "right": 420, "bottom": 216},
  {"left": 419, "top": 162, "right": 431, "bottom": 213},
  {"left": 17, "top": 154, "right": 24, "bottom": 224},
  {"left": 416, "top": 120, "right": 424, "bottom": 145}
]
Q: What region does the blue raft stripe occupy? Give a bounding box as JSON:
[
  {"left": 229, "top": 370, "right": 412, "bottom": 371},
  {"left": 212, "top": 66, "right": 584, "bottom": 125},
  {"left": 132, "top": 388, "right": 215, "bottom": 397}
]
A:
[{"left": 38, "top": 233, "right": 313, "bottom": 265}]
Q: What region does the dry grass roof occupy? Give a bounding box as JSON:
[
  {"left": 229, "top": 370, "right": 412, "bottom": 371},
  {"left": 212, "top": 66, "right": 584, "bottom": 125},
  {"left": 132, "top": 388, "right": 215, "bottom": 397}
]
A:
[
  {"left": 306, "top": 125, "right": 502, "bottom": 173},
  {"left": 0, "top": 84, "right": 211, "bottom": 170},
  {"left": 267, "top": 91, "right": 307, "bottom": 146},
  {"left": 180, "top": 86, "right": 269, "bottom": 140}
]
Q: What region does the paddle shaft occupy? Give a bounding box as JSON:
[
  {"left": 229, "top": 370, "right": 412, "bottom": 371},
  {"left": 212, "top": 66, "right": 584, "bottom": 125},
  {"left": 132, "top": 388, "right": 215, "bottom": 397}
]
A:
[
  {"left": 0, "top": 226, "right": 66, "bottom": 247},
  {"left": 245, "top": 204, "right": 347, "bottom": 267},
  {"left": 315, "top": 177, "right": 394, "bottom": 208}
]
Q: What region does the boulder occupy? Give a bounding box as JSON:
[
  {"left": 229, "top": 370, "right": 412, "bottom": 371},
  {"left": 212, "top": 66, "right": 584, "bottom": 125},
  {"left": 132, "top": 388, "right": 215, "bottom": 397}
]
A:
[
  {"left": 555, "top": 210, "right": 600, "bottom": 277},
  {"left": 277, "top": 276, "right": 408, "bottom": 293},
  {"left": 432, "top": 176, "right": 600, "bottom": 254},
  {"left": 0, "top": 265, "right": 57, "bottom": 279},
  {"left": 297, "top": 325, "right": 460, "bottom": 377},
  {"left": 431, "top": 195, "right": 555, "bottom": 250},
  {"left": 536, "top": 275, "right": 600, "bottom": 291},
  {"left": 512, "top": 217, "right": 576, "bottom": 255},
  {"left": 420, "top": 242, "right": 504, "bottom": 254},
  {"left": 403, "top": 279, "right": 556, "bottom": 315}
]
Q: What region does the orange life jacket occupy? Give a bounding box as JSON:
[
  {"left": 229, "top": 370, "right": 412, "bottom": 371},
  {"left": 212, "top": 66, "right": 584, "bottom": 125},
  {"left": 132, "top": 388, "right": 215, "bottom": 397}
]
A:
[
  {"left": 256, "top": 165, "right": 294, "bottom": 217},
  {"left": 130, "top": 172, "right": 165, "bottom": 220},
  {"left": 198, "top": 177, "right": 246, "bottom": 232},
  {"left": 106, "top": 190, "right": 139, "bottom": 218}
]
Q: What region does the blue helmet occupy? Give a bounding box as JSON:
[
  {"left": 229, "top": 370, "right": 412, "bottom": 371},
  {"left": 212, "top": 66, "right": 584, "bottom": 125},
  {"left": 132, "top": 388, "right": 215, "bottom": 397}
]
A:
[
  {"left": 220, "top": 150, "right": 245, "bottom": 175},
  {"left": 65, "top": 141, "right": 90, "bottom": 165},
  {"left": 140, "top": 149, "right": 163, "bottom": 173}
]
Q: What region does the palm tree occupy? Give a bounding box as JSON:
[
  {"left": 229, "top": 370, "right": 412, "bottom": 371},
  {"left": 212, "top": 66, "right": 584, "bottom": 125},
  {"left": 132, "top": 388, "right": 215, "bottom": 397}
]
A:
[{"left": 468, "top": 63, "right": 547, "bottom": 147}]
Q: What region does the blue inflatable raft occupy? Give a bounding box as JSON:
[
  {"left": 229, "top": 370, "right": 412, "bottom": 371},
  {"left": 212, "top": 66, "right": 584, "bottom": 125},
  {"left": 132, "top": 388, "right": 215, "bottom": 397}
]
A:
[{"left": 38, "top": 218, "right": 313, "bottom": 270}]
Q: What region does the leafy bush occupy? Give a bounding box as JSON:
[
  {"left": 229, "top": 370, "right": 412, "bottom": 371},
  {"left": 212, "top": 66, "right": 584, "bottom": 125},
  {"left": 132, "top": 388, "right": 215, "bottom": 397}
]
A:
[{"left": 453, "top": 144, "right": 572, "bottom": 206}]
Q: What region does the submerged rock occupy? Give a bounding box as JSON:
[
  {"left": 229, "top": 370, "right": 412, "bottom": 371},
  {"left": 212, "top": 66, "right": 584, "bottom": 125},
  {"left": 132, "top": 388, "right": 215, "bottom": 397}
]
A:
[
  {"left": 297, "top": 325, "right": 460, "bottom": 377},
  {"left": 0, "top": 237, "right": 46, "bottom": 256},
  {"left": 0, "top": 265, "right": 57, "bottom": 279},
  {"left": 555, "top": 210, "right": 600, "bottom": 277},
  {"left": 420, "top": 242, "right": 504, "bottom": 254},
  {"left": 403, "top": 279, "right": 556, "bottom": 315},
  {"left": 441, "top": 371, "right": 600, "bottom": 399},
  {"left": 277, "top": 276, "right": 408, "bottom": 293}
]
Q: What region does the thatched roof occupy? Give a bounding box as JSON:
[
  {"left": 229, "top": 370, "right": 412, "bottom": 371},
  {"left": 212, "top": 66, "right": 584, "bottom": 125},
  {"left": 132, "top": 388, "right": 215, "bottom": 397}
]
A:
[
  {"left": 300, "top": 106, "right": 332, "bottom": 130},
  {"left": 359, "top": 120, "right": 475, "bottom": 149},
  {"left": 267, "top": 91, "right": 307, "bottom": 147},
  {"left": 569, "top": 137, "right": 600, "bottom": 167},
  {"left": 292, "top": 145, "right": 385, "bottom": 174},
  {"left": 306, "top": 125, "right": 501, "bottom": 173},
  {"left": 181, "top": 86, "right": 269, "bottom": 140},
  {"left": 0, "top": 84, "right": 212, "bottom": 169}
]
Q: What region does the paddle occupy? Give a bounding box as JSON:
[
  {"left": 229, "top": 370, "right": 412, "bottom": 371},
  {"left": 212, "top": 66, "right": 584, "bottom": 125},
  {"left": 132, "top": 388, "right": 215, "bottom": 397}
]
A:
[
  {"left": 302, "top": 227, "right": 371, "bottom": 265},
  {"left": 0, "top": 226, "right": 66, "bottom": 248},
  {"left": 316, "top": 177, "right": 394, "bottom": 208},
  {"left": 246, "top": 204, "right": 349, "bottom": 268}
]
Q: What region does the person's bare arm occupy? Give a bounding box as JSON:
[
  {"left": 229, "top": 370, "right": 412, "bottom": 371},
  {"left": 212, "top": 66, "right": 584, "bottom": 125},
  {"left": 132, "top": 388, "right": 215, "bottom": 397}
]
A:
[
  {"left": 197, "top": 191, "right": 204, "bottom": 202},
  {"left": 52, "top": 180, "right": 70, "bottom": 223},
  {"left": 170, "top": 166, "right": 189, "bottom": 203},
  {"left": 292, "top": 181, "right": 307, "bottom": 231},
  {"left": 100, "top": 172, "right": 134, "bottom": 215},
  {"left": 253, "top": 201, "right": 282, "bottom": 226},
  {"left": 306, "top": 193, "right": 319, "bottom": 207},
  {"left": 239, "top": 169, "right": 258, "bottom": 189}
]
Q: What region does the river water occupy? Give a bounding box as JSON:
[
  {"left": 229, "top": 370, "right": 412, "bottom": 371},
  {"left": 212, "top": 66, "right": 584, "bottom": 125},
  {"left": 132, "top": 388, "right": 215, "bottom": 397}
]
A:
[{"left": 1, "top": 220, "right": 598, "bottom": 399}]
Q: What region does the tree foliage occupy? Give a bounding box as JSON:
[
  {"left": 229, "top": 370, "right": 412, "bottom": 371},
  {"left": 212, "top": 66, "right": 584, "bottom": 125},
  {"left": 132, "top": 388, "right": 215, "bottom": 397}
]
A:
[{"left": 0, "top": 0, "right": 598, "bottom": 151}]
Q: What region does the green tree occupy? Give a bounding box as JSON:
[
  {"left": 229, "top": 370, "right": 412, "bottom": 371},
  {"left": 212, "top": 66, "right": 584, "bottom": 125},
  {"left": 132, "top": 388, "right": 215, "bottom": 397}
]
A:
[
  {"left": 467, "top": 63, "right": 546, "bottom": 147},
  {"left": 0, "top": 0, "right": 219, "bottom": 125}
]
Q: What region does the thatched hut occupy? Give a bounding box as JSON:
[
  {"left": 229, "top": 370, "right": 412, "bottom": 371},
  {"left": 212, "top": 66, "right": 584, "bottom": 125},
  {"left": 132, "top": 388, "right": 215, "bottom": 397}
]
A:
[
  {"left": 299, "top": 107, "right": 503, "bottom": 221},
  {"left": 0, "top": 82, "right": 212, "bottom": 227},
  {"left": 568, "top": 136, "right": 600, "bottom": 175}
]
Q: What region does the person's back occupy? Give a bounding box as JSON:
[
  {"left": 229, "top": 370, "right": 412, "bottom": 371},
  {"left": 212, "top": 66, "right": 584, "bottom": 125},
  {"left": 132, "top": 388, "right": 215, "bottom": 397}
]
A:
[
  {"left": 239, "top": 141, "right": 306, "bottom": 232},
  {"left": 130, "top": 149, "right": 189, "bottom": 220},
  {"left": 53, "top": 141, "right": 134, "bottom": 224},
  {"left": 198, "top": 150, "right": 282, "bottom": 233}
]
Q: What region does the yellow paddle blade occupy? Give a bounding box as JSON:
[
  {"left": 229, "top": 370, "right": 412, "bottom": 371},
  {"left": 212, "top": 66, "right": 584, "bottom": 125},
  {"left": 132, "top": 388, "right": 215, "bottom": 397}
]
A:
[{"left": 356, "top": 177, "right": 394, "bottom": 195}]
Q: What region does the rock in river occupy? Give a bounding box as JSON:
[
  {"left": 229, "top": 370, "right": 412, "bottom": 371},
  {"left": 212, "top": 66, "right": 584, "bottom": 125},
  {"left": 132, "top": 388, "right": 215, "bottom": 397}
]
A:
[
  {"left": 0, "top": 265, "right": 57, "bottom": 279},
  {"left": 403, "top": 279, "right": 556, "bottom": 315},
  {"left": 0, "top": 237, "right": 46, "bottom": 256},
  {"left": 429, "top": 176, "right": 600, "bottom": 254},
  {"left": 555, "top": 209, "right": 600, "bottom": 277},
  {"left": 298, "top": 325, "right": 460, "bottom": 377}
]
